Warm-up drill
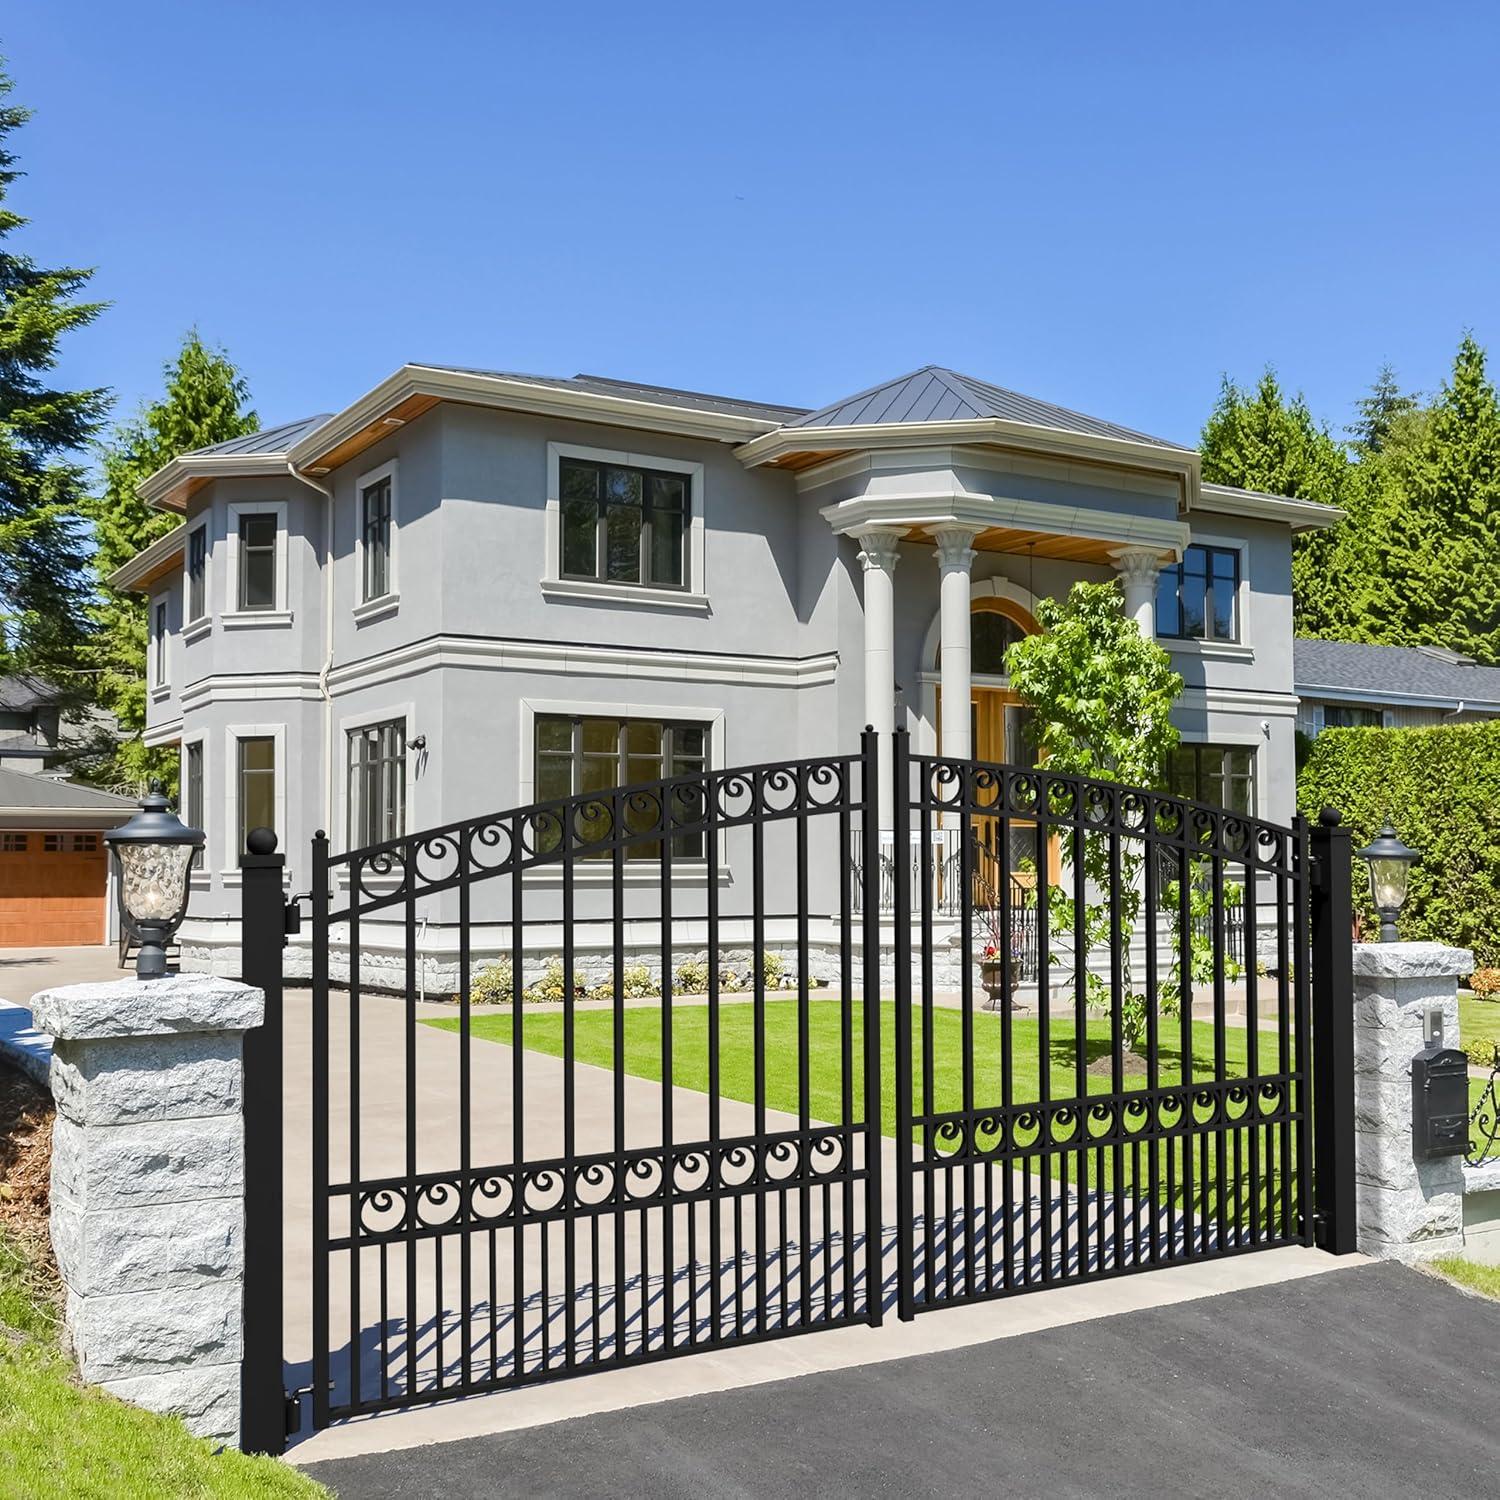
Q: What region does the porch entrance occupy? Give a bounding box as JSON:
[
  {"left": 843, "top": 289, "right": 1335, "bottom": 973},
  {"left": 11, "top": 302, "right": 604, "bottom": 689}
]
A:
[{"left": 243, "top": 732, "right": 1356, "bottom": 1449}]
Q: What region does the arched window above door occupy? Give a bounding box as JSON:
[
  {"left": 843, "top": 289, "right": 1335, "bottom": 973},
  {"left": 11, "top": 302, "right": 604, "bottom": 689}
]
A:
[{"left": 972, "top": 610, "right": 1026, "bottom": 675}]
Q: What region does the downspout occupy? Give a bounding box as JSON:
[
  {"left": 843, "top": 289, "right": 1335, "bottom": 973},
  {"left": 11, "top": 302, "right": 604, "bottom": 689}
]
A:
[
  {"left": 1444, "top": 699, "right": 1467, "bottom": 720},
  {"left": 288, "top": 461, "right": 337, "bottom": 851}
]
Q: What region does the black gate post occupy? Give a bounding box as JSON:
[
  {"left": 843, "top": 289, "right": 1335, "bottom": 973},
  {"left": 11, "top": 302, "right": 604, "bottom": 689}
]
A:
[
  {"left": 239, "top": 827, "right": 287, "bottom": 1452},
  {"left": 860, "top": 727, "right": 884, "bottom": 1326},
  {"left": 1308, "top": 806, "right": 1357, "bottom": 1255},
  {"left": 891, "top": 727, "right": 915, "bottom": 1322}
]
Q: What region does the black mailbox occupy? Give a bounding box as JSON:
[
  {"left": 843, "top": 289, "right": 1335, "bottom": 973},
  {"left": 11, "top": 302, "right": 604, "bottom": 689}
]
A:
[{"left": 1412, "top": 1043, "right": 1470, "bottom": 1161}]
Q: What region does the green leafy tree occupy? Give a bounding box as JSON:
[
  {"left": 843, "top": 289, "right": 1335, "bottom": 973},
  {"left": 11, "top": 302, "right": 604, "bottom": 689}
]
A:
[
  {"left": 1198, "top": 370, "right": 1351, "bottom": 640},
  {"left": 0, "top": 64, "right": 107, "bottom": 682},
  {"left": 1004, "top": 582, "right": 1211, "bottom": 1051},
  {"left": 81, "top": 333, "right": 257, "bottom": 786}
]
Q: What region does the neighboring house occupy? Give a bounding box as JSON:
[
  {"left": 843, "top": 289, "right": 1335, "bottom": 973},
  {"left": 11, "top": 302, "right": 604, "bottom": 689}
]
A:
[
  {"left": 0, "top": 675, "right": 84, "bottom": 774},
  {"left": 109, "top": 362, "right": 1337, "bottom": 977},
  {"left": 1294, "top": 638, "right": 1500, "bottom": 738},
  {"left": 0, "top": 767, "right": 134, "bottom": 946}
]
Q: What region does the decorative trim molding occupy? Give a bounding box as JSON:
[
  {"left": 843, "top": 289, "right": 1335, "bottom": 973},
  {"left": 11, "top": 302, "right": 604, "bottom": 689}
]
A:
[
  {"left": 181, "top": 673, "right": 322, "bottom": 711},
  {"left": 539, "top": 578, "right": 711, "bottom": 612}
]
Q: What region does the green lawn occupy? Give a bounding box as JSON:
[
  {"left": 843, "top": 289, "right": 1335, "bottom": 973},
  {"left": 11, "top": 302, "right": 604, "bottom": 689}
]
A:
[
  {"left": 432, "top": 1001, "right": 1301, "bottom": 1217},
  {"left": 0, "top": 1229, "right": 325, "bottom": 1500},
  {"left": 1461, "top": 994, "right": 1500, "bottom": 1115},
  {"left": 1430, "top": 1256, "right": 1500, "bottom": 1302}
]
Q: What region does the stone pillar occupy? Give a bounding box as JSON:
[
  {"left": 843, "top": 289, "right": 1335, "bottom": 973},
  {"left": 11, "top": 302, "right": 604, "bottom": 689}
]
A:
[
  {"left": 931, "top": 526, "right": 981, "bottom": 761},
  {"left": 1110, "top": 546, "right": 1162, "bottom": 636},
  {"left": 32, "top": 974, "right": 265, "bottom": 1446},
  {"left": 856, "top": 528, "right": 904, "bottom": 828},
  {"left": 1351, "top": 941, "right": 1472, "bottom": 1261}
]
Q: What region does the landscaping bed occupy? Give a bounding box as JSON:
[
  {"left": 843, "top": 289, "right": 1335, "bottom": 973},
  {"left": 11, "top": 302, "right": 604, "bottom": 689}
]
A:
[{"left": 0, "top": 1061, "right": 323, "bottom": 1498}]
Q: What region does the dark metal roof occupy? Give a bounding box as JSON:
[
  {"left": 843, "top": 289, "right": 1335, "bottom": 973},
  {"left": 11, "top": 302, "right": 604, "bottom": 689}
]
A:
[
  {"left": 787, "top": 365, "right": 1186, "bottom": 449},
  {"left": 414, "top": 365, "right": 808, "bottom": 423},
  {"left": 192, "top": 414, "right": 333, "bottom": 458},
  {"left": 1294, "top": 638, "right": 1500, "bottom": 708},
  {"left": 0, "top": 767, "right": 136, "bottom": 812}
]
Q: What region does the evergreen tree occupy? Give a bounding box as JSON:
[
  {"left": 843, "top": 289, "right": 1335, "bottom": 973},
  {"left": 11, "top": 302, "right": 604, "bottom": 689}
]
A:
[
  {"left": 1349, "top": 363, "right": 1420, "bottom": 455},
  {"left": 1198, "top": 370, "right": 1350, "bottom": 638},
  {"left": 0, "top": 64, "right": 107, "bottom": 682},
  {"left": 83, "top": 333, "right": 257, "bottom": 786}
]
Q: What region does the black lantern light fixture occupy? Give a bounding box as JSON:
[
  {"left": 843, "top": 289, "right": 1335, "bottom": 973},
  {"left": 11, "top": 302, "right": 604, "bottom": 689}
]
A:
[
  {"left": 1355, "top": 822, "right": 1419, "bottom": 943},
  {"left": 106, "top": 782, "right": 205, "bottom": 979}
]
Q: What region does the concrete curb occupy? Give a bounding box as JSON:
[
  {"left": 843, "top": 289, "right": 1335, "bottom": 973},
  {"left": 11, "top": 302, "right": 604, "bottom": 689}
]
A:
[{"left": 0, "top": 998, "right": 52, "bottom": 1087}]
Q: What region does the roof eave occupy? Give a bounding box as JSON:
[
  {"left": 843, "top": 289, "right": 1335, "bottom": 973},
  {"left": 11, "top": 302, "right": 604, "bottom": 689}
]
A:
[
  {"left": 108, "top": 523, "right": 188, "bottom": 593},
  {"left": 138, "top": 453, "right": 297, "bottom": 514},
  {"left": 287, "top": 365, "right": 784, "bottom": 476},
  {"left": 1296, "top": 682, "right": 1500, "bottom": 713},
  {"left": 735, "top": 416, "right": 1199, "bottom": 483},
  {"left": 1199, "top": 483, "right": 1343, "bottom": 531}
]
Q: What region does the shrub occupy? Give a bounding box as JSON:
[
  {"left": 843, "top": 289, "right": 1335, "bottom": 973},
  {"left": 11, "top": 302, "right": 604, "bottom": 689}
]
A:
[
  {"left": 469, "top": 960, "right": 514, "bottom": 1005},
  {"left": 1464, "top": 1036, "right": 1499, "bottom": 1069},
  {"left": 1471, "top": 967, "right": 1500, "bottom": 1000},
  {"left": 675, "top": 959, "right": 711, "bottom": 993},
  {"left": 761, "top": 950, "right": 785, "bottom": 988},
  {"left": 524, "top": 959, "right": 585, "bottom": 1003},
  {"left": 1298, "top": 721, "right": 1500, "bottom": 966}
]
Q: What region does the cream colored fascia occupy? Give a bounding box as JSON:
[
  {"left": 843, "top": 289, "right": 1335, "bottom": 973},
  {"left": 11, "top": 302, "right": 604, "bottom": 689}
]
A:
[
  {"left": 287, "top": 365, "right": 781, "bottom": 474},
  {"left": 138, "top": 453, "right": 295, "bottom": 513},
  {"left": 818, "top": 489, "right": 1190, "bottom": 556},
  {"left": 1197, "top": 483, "right": 1344, "bottom": 531}
]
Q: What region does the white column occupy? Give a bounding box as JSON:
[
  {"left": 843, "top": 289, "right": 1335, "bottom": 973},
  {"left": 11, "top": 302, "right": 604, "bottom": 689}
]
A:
[
  {"left": 932, "top": 526, "right": 981, "bottom": 760},
  {"left": 856, "top": 529, "right": 904, "bottom": 828},
  {"left": 1110, "top": 546, "right": 1162, "bottom": 636}
]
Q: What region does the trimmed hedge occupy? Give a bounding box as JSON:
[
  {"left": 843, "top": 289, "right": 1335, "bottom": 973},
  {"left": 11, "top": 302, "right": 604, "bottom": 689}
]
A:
[{"left": 1297, "top": 720, "right": 1500, "bottom": 965}]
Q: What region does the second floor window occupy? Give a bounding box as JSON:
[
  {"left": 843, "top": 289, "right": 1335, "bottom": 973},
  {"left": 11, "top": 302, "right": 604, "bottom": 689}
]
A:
[
  {"left": 362, "top": 476, "right": 392, "bottom": 601},
  {"left": 560, "top": 457, "right": 687, "bottom": 590},
  {"left": 1156, "top": 544, "right": 1240, "bottom": 643},
  {"left": 347, "top": 719, "right": 406, "bottom": 848},
  {"left": 237, "top": 514, "right": 278, "bottom": 611},
  {"left": 184, "top": 740, "right": 204, "bottom": 870},
  {"left": 187, "top": 525, "right": 207, "bottom": 621},
  {"left": 152, "top": 601, "right": 168, "bottom": 686}
]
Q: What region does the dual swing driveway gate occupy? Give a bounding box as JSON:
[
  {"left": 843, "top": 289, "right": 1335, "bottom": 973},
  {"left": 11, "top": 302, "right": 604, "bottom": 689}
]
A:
[{"left": 238, "top": 730, "right": 1356, "bottom": 1451}]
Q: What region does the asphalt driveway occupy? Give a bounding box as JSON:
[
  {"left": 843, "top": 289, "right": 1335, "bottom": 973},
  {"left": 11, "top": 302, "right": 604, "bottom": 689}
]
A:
[{"left": 301, "top": 1261, "right": 1500, "bottom": 1499}]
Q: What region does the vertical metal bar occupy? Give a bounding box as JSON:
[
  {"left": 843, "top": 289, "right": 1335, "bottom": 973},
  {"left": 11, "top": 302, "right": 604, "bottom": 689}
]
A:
[
  {"left": 458, "top": 857, "right": 472, "bottom": 1390},
  {"left": 1035, "top": 788, "right": 1052, "bottom": 1284},
  {"left": 958, "top": 786, "right": 976, "bottom": 1298},
  {"left": 795, "top": 770, "right": 812, "bottom": 1325},
  {"left": 1178, "top": 838, "right": 1195, "bottom": 1256},
  {"left": 403, "top": 845, "right": 418, "bottom": 1396},
  {"left": 1244, "top": 864, "right": 1260, "bottom": 1245},
  {"left": 1107, "top": 813, "right": 1124, "bottom": 1272},
  {"left": 998, "top": 797, "right": 1015, "bottom": 1291},
  {"left": 659, "top": 790, "right": 675, "bottom": 1352},
  {"left": 864, "top": 732, "right": 882, "bottom": 1332},
  {"left": 1212, "top": 848, "right": 1228, "bottom": 1252},
  {"left": 239, "top": 833, "right": 286, "bottom": 1452},
  {"left": 752, "top": 775, "right": 768, "bottom": 1335},
  {"left": 707, "top": 778, "right": 723, "bottom": 1339},
  {"left": 510, "top": 816, "right": 526, "bottom": 1379},
  {"left": 562, "top": 805, "right": 578, "bottom": 1364},
  {"left": 347, "top": 891, "right": 362, "bottom": 1405},
  {"left": 311, "top": 833, "right": 331, "bottom": 1431},
  {"left": 1277, "top": 865, "right": 1293, "bottom": 1241},
  {"left": 839, "top": 781, "right": 855, "bottom": 1322},
  {"left": 611, "top": 813, "right": 626, "bottom": 1360},
  {"left": 889, "top": 730, "right": 912, "bottom": 1322},
  {"left": 1143, "top": 819, "right": 1161, "bottom": 1266},
  {"left": 1307, "top": 810, "right": 1355, "bottom": 1253}
]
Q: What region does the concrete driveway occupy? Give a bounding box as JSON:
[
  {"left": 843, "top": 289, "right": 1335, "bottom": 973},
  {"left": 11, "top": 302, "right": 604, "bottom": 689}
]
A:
[{"left": 300, "top": 1261, "right": 1500, "bottom": 1499}]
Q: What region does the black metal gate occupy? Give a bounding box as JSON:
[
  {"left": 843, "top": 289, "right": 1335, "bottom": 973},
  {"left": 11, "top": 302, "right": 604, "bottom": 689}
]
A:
[{"left": 246, "top": 729, "right": 1354, "bottom": 1445}]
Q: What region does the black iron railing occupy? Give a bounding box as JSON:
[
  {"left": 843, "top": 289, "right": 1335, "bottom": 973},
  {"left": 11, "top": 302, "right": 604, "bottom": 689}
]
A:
[{"left": 1469, "top": 1045, "right": 1500, "bottom": 1169}]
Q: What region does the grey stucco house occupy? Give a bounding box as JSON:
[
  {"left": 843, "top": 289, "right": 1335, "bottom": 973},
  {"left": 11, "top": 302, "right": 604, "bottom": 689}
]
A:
[{"left": 111, "top": 362, "right": 1337, "bottom": 981}]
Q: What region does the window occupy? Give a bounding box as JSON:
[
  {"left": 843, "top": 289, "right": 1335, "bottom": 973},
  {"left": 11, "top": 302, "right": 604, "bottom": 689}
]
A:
[
  {"left": 184, "top": 740, "right": 205, "bottom": 870},
  {"left": 559, "top": 457, "right": 687, "bottom": 590},
  {"left": 0, "top": 834, "right": 26, "bottom": 853},
  {"left": 969, "top": 612, "right": 1027, "bottom": 676},
  {"left": 362, "top": 476, "right": 392, "bottom": 601},
  {"left": 347, "top": 719, "right": 406, "bottom": 847},
  {"left": 1166, "top": 743, "right": 1256, "bottom": 814},
  {"left": 1324, "top": 705, "right": 1383, "bottom": 729},
  {"left": 236, "top": 735, "right": 276, "bottom": 856},
  {"left": 43, "top": 833, "right": 97, "bottom": 852},
  {"left": 152, "top": 600, "right": 168, "bottom": 686},
  {"left": 534, "top": 714, "right": 708, "bottom": 857},
  {"left": 237, "top": 514, "right": 278, "bottom": 611},
  {"left": 187, "top": 525, "right": 207, "bottom": 621},
  {"left": 1156, "top": 544, "right": 1240, "bottom": 642}
]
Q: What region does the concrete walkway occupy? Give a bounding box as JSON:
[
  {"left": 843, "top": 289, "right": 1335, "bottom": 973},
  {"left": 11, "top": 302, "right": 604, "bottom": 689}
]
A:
[{"left": 300, "top": 1261, "right": 1500, "bottom": 1498}]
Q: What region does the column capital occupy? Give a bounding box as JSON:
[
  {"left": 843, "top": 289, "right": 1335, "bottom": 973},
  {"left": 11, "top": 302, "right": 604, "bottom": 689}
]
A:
[
  {"left": 1108, "top": 545, "right": 1166, "bottom": 586},
  {"left": 929, "top": 524, "right": 983, "bottom": 574},
  {"left": 855, "top": 528, "right": 905, "bottom": 575}
]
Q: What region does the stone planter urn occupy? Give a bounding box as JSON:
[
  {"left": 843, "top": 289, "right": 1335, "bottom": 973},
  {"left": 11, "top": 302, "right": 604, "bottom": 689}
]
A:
[{"left": 980, "top": 955, "right": 1010, "bottom": 1010}]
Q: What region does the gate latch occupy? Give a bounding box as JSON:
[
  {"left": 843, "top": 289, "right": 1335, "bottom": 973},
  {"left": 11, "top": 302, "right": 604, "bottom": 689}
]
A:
[{"left": 284, "top": 892, "right": 311, "bottom": 939}]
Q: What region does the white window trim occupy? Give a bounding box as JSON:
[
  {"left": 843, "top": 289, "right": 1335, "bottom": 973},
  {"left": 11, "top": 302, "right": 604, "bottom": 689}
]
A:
[
  {"left": 543, "top": 441, "right": 708, "bottom": 610},
  {"left": 149, "top": 593, "right": 171, "bottom": 697},
  {"left": 1158, "top": 533, "right": 1251, "bottom": 651},
  {"left": 355, "top": 458, "right": 399, "bottom": 613},
  {"left": 223, "top": 722, "right": 287, "bottom": 878},
  {"left": 183, "top": 518, "right": 211, "bottom": 630},
  {"left": 337, "top": 701, "right": 414, "bottom": 853},
  {"left": 518, "top": 696, "right": 727, "bottom": 884},
  {"left": 181, "top": 729, "right": 210, "bottom": 885},
  {"left": 223, "top": 500, "right": 291, "bottom": 624}
]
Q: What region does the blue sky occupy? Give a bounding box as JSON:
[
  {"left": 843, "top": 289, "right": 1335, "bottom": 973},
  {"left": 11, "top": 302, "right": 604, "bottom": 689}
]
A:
[{"left": 7, "top": 1, "right": 1499, "bottom": 448}]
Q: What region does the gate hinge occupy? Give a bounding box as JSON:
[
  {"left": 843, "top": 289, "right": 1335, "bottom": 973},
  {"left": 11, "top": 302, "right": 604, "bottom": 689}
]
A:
[{"left": 284, "top": 1387, "right": 308, "bottom": 1439}]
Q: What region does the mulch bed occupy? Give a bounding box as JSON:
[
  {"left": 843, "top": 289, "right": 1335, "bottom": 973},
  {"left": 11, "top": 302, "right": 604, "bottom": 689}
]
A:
[{"left": 0, "top": 1061, "right": 59, "bottom": 1310}]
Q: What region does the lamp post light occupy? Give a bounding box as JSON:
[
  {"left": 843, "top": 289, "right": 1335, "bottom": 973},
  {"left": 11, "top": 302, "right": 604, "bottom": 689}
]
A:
[
  {"left": 106, "top": 782, "right": 205, "bottom": 979},
  {"left": 1355, "top": 822, "right": 1419, "bottom": 943}
]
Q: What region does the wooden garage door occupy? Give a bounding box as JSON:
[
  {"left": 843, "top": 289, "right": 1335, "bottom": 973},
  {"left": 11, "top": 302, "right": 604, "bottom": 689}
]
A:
[{"left": 0, "top": 831, "right": 106, "bottom": 946}]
